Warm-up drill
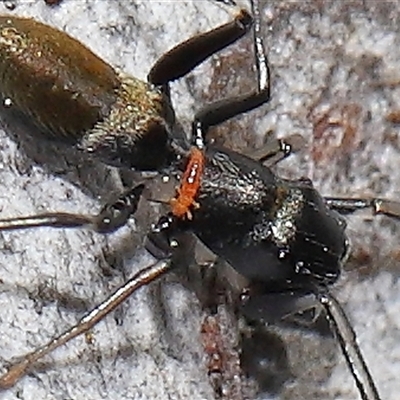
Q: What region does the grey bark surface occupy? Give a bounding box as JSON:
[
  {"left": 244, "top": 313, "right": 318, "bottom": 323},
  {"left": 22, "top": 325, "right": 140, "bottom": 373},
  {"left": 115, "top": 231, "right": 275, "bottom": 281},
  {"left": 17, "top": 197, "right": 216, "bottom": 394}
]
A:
[{"left": 0, "top": 1, "right": 399, "bottom": 400}]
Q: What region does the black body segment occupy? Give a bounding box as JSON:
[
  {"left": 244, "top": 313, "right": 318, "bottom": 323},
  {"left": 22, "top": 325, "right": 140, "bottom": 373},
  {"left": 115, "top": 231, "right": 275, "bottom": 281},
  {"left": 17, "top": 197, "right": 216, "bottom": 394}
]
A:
[{"left": 177, "top": 148, "right": 348, "bottom": 289}]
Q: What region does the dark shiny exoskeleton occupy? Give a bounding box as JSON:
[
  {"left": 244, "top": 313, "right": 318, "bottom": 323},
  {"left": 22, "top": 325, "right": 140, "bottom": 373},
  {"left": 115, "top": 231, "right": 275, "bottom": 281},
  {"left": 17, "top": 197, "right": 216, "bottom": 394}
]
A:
[
  {"left": 179, "top": 147, "right": 348, "bottom": 290},
  {"left": 0, "top": 1, "right": 398, "bottom": 399}
]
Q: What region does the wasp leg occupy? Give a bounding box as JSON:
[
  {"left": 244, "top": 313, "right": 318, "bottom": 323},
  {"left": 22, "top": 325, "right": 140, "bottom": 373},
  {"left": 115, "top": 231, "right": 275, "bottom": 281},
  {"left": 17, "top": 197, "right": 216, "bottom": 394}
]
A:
[
  {"left": 319, "top": 292, "right": 381, "bottom": 400},
  {"left": 241, "top": 288, "right": 381, "bottom": 400},
  {"left": 0, "top": 184, "right": 144, "bottom": 234},
  {"left": 192, "top": 0, "right": 270, "bottom": 146},
  {"left": 0, "top": 211, "right": 186, "bottom": 389},
  {"left": 0, "top": 257, "right": 172, "bottom": 389},
  {"left": 243, "top": 133, "right": 306, "bottom": 166},
  {"left": 325, "top": 197, "right": 400, "bottom": 220},
  {"left": 147, "top": 5, "right": 253, "bottom": 92}
]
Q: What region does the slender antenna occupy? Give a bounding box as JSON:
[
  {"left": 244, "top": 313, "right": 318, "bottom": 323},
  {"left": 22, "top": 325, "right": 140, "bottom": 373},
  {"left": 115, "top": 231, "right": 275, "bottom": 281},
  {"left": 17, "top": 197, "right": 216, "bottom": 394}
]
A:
[{"left": 319, "top": 292, "right": 381, "bottom": 400}]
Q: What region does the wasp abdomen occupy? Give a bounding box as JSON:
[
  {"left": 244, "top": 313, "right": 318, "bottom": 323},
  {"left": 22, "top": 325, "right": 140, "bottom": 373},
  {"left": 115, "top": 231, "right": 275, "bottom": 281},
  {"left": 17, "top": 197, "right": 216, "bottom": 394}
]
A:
[
  {"left": 0, "top": 16, "right": 173, "bottom": 170},
  {"left": 0, "top": 16, "right": 118, "bottom": 139}
]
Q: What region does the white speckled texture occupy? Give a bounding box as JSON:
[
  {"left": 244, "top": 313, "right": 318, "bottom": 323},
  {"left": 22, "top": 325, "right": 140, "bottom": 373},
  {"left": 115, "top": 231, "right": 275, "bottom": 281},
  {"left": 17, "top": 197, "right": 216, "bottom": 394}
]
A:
[{"left": 0, "top": 1, "right": 399, "bottom": 400}]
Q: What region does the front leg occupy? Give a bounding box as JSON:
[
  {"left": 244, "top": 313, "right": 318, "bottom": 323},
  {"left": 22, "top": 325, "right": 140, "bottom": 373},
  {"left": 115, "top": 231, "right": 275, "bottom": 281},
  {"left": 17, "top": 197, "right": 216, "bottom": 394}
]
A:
[
  {"left": 0, "top": 184, "right": 145, "bottom": 234},
  {"left": 0, "top": 257, "right": 172, "bottom": 389},
  {"left": 0, "top": 212, "right": 187, "bottom": 389}
]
